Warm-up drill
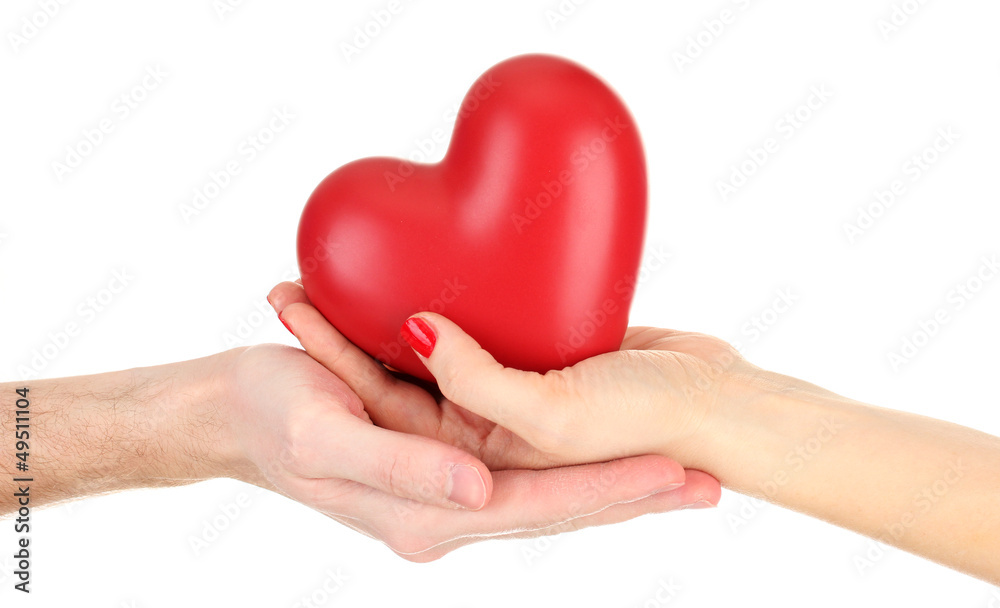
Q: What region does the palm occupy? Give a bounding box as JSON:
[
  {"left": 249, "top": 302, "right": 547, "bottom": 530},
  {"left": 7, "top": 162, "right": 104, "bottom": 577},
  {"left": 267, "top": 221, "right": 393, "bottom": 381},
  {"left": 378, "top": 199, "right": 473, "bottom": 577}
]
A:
[{"left": 406, "top": 383, "right": 557, "bottom": 470}]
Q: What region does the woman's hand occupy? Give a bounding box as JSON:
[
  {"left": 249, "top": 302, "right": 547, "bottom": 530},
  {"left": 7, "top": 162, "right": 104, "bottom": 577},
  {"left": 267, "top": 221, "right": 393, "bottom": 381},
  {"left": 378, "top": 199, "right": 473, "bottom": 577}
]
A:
[
  {"left": 368, "top": 311, "right": 1000, "bottom": 585},
  {"left": 399, "top": 318, "right": 754, "bottom": 469}
]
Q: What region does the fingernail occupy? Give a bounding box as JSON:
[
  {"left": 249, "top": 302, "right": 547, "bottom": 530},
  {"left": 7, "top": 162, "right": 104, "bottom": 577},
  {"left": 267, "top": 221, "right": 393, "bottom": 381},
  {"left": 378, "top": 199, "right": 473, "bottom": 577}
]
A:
[
  {"left": 447, "top": 464, "right": 486, "bottom": 510},
  {"left": 681, "top": 499, "right": 715, "bottom": 510},
  {"left": 267, "top": 292, "right": 282, "bottom": 311},
  {"left": 401, "top": 316, "right": 436, "bottom": 358},
  {"left": 278, "top": 312, "right": 293, "bottom": 335}
]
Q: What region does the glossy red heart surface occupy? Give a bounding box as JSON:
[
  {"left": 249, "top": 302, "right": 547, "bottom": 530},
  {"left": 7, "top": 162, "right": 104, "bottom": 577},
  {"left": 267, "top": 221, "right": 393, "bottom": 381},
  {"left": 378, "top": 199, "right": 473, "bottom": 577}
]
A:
[{"left": 298, "top": 54, "right": 647, "bottom": 382}]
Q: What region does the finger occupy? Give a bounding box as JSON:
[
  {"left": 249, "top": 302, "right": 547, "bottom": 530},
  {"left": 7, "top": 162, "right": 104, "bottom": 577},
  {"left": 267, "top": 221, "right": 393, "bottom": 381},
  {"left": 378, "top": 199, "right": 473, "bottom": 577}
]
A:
[
  {"left": 401, "top": 313, "right": 551, "bottom": 439},
  {"left": 415, "top": 469, "right": 722, "bottom": 560},
  {"left": 267, "top": 280, "right": 307, "bottom": 313},
  {"left": 512, "top": 468, "right": 720, "bottom": 537},
  {"left": 279, "top": 300, "right": 398, "bottom": 403},
  {"left": 298, "top": 469, "right": 718, "bottom": 564},
  {"left": 270, "top": 281, "right": 441, "bottom": 436},
  {"left": 297, "top": 455, "right": 698, "bottom": 562},
  {"left": 453, "top": 454, "right": 690, "bottom": 532},
  {"left": 298, "top": 412, "right": 494, "bottom": 511},
  {"left": 376, "top": 454, "right": 688, "bottom": 557}
]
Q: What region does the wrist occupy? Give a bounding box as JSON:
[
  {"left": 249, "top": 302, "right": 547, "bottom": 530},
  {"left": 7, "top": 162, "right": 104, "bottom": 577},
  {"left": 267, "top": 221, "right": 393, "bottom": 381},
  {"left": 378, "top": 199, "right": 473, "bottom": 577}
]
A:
[
  {"left": 137, "top": 349, "right": 252, "bottom": 485},
  {"left": 671, "top": 365, "right": 856, "bottom": 495}
]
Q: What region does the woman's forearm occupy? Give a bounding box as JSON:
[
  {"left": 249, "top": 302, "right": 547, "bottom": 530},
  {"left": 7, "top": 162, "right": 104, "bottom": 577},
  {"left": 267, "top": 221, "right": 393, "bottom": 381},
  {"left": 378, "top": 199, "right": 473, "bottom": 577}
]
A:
[
  {"left": 689, "top": 371, "right": 1000, "bottom": 584},
  {"left": 386, "top": 313, "right": 1000, "bottom": 581}
]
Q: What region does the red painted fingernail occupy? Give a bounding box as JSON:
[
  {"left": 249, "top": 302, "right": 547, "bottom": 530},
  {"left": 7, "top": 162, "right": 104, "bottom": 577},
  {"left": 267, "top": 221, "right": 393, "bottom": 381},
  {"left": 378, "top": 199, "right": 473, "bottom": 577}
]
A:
[
  {"left": 401, "top": 316, "right": 436, "bottom": 358},
  {"left": 279, "top": 312, "right": 293, "bottom": 334}
]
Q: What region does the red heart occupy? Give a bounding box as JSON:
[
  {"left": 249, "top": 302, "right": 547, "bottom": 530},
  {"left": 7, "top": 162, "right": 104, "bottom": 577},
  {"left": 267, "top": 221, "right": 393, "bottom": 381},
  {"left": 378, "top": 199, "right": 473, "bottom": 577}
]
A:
[{"left": 298, "top": 54, "right": 647, "bottom": 382}]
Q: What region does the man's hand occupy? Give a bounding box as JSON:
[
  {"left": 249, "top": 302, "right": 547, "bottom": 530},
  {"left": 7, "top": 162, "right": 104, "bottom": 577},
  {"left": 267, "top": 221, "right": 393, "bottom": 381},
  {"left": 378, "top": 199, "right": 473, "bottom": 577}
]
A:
[
  {"left": 220, "top": 342, "right": 710, "bottom": 561},
  {"left": 0, "top": 324, "right": 715, "bottom": 563},
  {"left": 224, "top": 343, "right": 494, "bottom": 511}
]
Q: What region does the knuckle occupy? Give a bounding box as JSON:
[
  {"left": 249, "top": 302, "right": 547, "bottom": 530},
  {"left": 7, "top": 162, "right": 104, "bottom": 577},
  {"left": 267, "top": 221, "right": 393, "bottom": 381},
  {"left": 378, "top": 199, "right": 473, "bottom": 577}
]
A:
[
  {"left": 338, "top": 389, "right": 366, "bottom": 420},
  {"left": 373, "top": 452, "right": 438, "bottom": 501},
  {"left": 505, "top": 372, "right": 572, "bottom": 454},
  {"left": 528, "top": 408, "right": 573, "bottom": 455},
  {"left": 437, "top": 347, "right": 497, "bottom": 405},
  {"left": 436, "top": 359, "right": 467, "bottom": 403},
  {"left": 375, "top": 454, "right": 405, "bottom": 496}
]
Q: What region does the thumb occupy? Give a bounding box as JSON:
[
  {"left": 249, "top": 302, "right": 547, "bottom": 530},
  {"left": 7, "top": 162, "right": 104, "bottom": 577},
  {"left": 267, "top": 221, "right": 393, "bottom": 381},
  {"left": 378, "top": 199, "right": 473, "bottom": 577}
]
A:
[
  {"left": 307, "top": 414, "right": 494, "bottom": 511},
  {"left": 400, "top": 313, "right": 551, "bottom": 439}
]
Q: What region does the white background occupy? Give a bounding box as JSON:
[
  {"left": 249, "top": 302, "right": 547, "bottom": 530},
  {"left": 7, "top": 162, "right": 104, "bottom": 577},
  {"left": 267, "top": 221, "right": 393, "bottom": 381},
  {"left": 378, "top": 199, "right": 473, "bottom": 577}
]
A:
[{"left": 2, "top": 0, "right": 999, "bottom": 606}]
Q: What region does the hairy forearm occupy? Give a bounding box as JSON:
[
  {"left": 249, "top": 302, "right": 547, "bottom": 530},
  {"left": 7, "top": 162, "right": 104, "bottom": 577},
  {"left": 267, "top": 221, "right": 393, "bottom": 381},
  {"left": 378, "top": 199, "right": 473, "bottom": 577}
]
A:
[
  {"left": 0, "top": 351, "right": 245, "bottom": 515},
  {"left": 691, "top": 371, "right": 1000, "bottom": 584}
]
